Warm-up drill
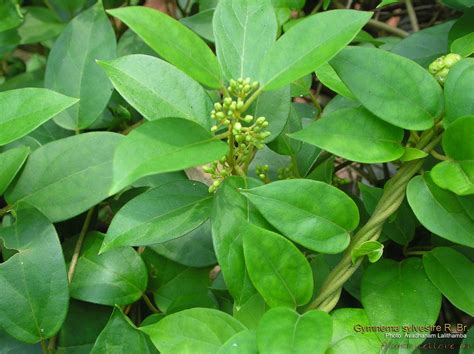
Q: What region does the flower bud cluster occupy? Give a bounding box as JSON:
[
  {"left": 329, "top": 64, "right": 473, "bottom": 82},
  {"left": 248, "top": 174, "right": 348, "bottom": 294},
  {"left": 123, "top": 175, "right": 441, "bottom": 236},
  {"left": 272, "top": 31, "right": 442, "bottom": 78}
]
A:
[
  {"left": 228, "top": 77, "right": 259, "bottom": 99},
  {"left": 206, "top": 78, "right": 270, "bottom": 192},
  {"left": 256, "top": 165, "right": 269, "bottom": 182},
  {"left": 429, "top": 53, "right": 461, "bottom": 85},
  {"left": 278, "top": 164, "right": 295, "bottom": 180}
]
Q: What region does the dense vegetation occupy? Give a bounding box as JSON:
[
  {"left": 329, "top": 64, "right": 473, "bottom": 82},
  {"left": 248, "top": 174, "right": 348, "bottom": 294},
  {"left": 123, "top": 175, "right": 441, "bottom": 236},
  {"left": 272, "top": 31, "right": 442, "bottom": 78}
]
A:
[{"left": 0, "top": 0, "right": 473, "bottom": 353}]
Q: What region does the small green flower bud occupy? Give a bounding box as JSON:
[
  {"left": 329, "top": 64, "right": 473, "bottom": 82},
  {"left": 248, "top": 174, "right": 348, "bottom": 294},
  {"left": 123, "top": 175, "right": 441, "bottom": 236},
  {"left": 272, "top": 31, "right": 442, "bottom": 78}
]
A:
[
  {"left": 234, "top": 122, "right": 242, "bottom": 131},
  {"left": 244, "top": 78, "right": 251, "bottom": 85},
  {"left": 214, "top": 102, "right": 222, "bottom": 111},
  {"left": 444, "top": 53, "right": 461, "bottom": 68},
  {"left": 256, "top": 117, "right": 266, "bottom": 125},
  {"left": 230, "top": 79, "right": 237, "bottom": 87},
  {"left": 223, "top": 119, "right": 230, "bottom": 125},
  {"left": 259, "top": 174, "right": 266, "bottom": 180},
  {"left": 230, "top": 102, "right": 237, "bottom": 111},
  {"left": 244, "top": 115, "right": 253, "bottom": 123},
  {"left": 429, "top": 56, "right": 444, "bottom": 74},
  {"left": 216, "top": 112, "right": 225, "bottom": 120},
  {"left": 211, "top": 125, "right": 218, "bottom": 132},
  {"left": 236, "top": 100, "right": 244, "bottom": 110},
  {"left": 224, "top": 97, "right": 232, "bottom": 106},
  {"left": 251, "top": 81, "right": 259, "bottom": 89},
  {"left": 245, "top": 135, "right": 252, "bottom": 142},
  {"left": 261, "top": 121, "right": 269, "bottom": 127}
]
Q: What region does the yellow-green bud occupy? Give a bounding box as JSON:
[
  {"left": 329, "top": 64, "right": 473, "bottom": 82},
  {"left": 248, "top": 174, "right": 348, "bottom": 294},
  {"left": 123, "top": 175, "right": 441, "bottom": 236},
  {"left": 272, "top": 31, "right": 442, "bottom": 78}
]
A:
[
  {"left": 444, "top": 53, "right": 461, "bottom": 68},
  {"left": 214, "top": 102, "right": 222, "bottom": 111},
  {"left": 216, "top": 112, "right": 225, "bottom": 120},
  {"left": 211, "top": 125, "right": 218, "bottom": 132},
  {"left": 244, "top": 115, "right": 253, "bottom": 123}
]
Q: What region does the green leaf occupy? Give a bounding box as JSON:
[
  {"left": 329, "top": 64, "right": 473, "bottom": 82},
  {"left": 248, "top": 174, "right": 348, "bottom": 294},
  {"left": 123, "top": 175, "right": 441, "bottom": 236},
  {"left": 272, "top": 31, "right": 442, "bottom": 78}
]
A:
[
  {"left": 461, "top": 327, "right": 474, "bottom": 354},
  {"left": 257, "top": 307, "right": 332, "bottom": 354},
  {"left": 213, "top": 0, "right": 277, "bottom": 80},
  {"left": 248, "top": 85, "right": 291, "bottom": 142},
  {"left": 45, "top": 2, "right": 116, "bottom": 130},
  {"left": 361, "top": 258, "right": 441, "bottom": 348},
  {"left": 211, "top": 177, "right": 265, "bottom": 306},
  {"left": 0, "top": 0, "right": 23, "bottom": 32},
  {"left": 17, "top": 7, "right": 64, "bottom": 45},
  {"left": 407, "top": 174, "right": 474, "bottom": 248},
  {"left": 290, "top": 74, "right": 312, "bottom": 97},
  {"left": 0, "top": 208, "right": 69, "bottom": 343},
  {"left": 423, "top": 247, "right": 474, "bottom": 316},
  {"left": 6, "top": 132, "right": 123, "bottom": 222},
  {"left": 267, "top": 103, "right": 302, "bottom": 155},
  {"left": 0, "top": 88, "right": 78, "bottom": 146},
  {"left": 111, "top": 119, "right": 227, "bottom": 194},
  {"left": 449, "top": 10, "right": 474, "bottom": 57},
  {"left": 243, "top": 223, "right": 313, "bottom": 308},
  {"left": 328, "top": 308, "right": 381, "bottom": 354},
  {"left": 56, "top": 300, "right": 112, "bottom": 354},
  {"left": 232, "top": 293, "right": 267, "bottom": 330},
  {"left": 117, "top": 29, "right": 156, "bottom": 57},
  {"left": 217, "top": 330, "right": 257, "bottom": 354},
  {"left": 290, "top": 107, "right": 404, "bottom": 163},
  {"left": 400, "top": 147, "right": 428, "bottom": 162},
  {"left": 391, "top": 21, "right": 454, "bottom": 67},
  {"left": 0, "top": 330, "right": 42, "bottom": 353},
  {"left": 142, "top": 250, "right": 216, "bottom": 314},
  {"left": 47, "top": 0, "right": 88, "bottom": 20},
  {"left": 351, "top": 240, "right": 384, "bottom": 264},
  {"left": 180, "top": 9, "right": 215, "bottom": 42},
  {"left": 141, "top": 308, "right": 245, "bottom": 354},
  {"left": 67, "top": 232, "right": 147, "bottom": 306},
  {"left": 149, "top": 220, "right": 216, "bottom": 267},
  {"left": 452, "top": 32, "right": 474, "bottom": 57},
  {"left": 432, "top": 116, "right": 474, "bottom": 195},
  {"left": 0, "top": 146, "right": 29, "bottom": 195},
  {"left": 103, "top": 180, "right": 212, "bottom": 251},
  {"left": 242, "top": 179, "right": 359, "bottom": 253},
  {"left": 91, "top": 308, "right": 158, "bottom": 354},
  {"left": 377, "top": 0, "right": 400, "bottom": 8},
  {"left": 331, "top": 47, "right": 443, "bottom": 130},
  {"left": 259, "top": 10, "right": 372, "bottom": 90},
  {"left": 444, "top": 59, "right": 474, "bottom": 125},
  {"left": 314, "top": 63, "right": 354, "bottom": 98},
  {"left": 98, "top": 55, "right": 212, "bottom": 129},
  {"left": 107, "top": 6, "right": 222, "bottom": 88},
  {"left": 442, "top": 0, "right": 474, "bottom": 11},
  {"left": 271, "top": 0, "right": 305, "bottom": 9}
]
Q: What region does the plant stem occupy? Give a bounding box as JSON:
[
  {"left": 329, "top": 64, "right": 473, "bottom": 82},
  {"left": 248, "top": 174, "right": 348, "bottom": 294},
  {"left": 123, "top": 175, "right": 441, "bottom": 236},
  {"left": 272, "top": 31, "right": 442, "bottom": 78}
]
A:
[
  {"left": 143, "top": 293, "right": 160, "bottom": 313},
  {"left": 68, "top": 208, "right": 94, "bottom": 283},
  {"left": 40, "top": 339, "right": 49, "bottom": 354},
  {"left": 241, "top": 87, "right": 263, "bottom": 113},
  {"left": 308, "top": 91, "right": 322, "bottom": 114},
  {"left": 0, "top": 205, "right": 12, "bottom": 218},
  {"left": 306, "top": 127, "right": 443, "bottom": 312},
  {"left": 430, "top": 149, "right": 449, "bottom": 161},
  {"left": 366, "top": 19, "right": 409, "bottom": 38},
  {"left": 405, "top": 0, "right": 420, "bottom": 32}
]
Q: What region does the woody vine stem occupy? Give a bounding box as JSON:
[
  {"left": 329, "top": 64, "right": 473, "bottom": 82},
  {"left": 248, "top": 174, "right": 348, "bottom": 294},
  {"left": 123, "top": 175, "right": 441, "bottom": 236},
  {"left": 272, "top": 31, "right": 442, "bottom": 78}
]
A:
[{"left": 306, "top": 123, "right": 444, "bottom": 313}]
